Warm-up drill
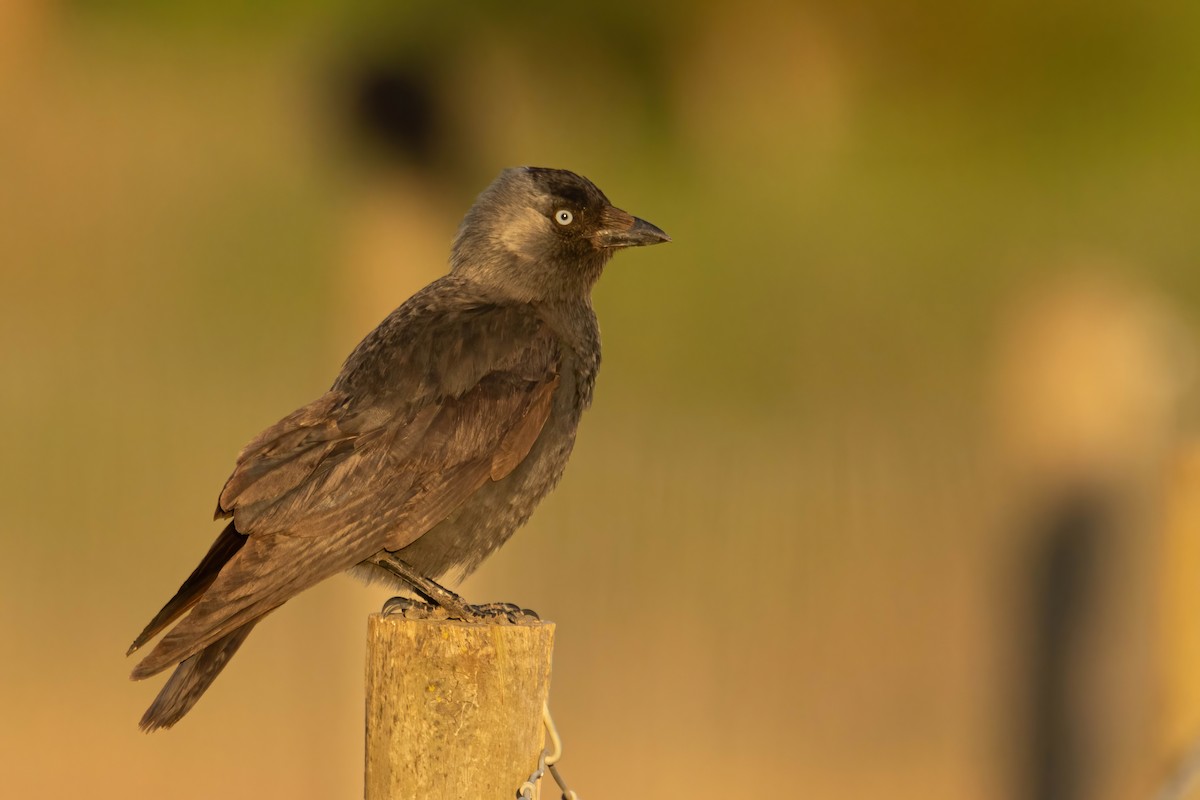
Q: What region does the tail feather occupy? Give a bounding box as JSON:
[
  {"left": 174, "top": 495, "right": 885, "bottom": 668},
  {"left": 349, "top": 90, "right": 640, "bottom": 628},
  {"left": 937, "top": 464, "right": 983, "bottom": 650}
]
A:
[
  {"left": 138, "top": 620, "right": 258, "bottom": 732},
  {"left": 130, "top": 522, "right": 255, "bottom": 730},
  {"left": 128, "top": 522, "right": 247, "bottom": 656}
]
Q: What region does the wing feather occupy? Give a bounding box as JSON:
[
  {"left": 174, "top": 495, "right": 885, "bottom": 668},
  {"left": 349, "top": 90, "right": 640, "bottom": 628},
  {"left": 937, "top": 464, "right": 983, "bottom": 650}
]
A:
[{"left": 132, "top": 296, "right": 562, "bottom": 676}]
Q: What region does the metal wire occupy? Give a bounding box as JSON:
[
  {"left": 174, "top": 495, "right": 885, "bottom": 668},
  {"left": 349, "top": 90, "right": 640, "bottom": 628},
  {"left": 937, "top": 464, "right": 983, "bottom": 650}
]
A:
[{"left": 517, "top": 702, "right": 579, "bottom": 800}]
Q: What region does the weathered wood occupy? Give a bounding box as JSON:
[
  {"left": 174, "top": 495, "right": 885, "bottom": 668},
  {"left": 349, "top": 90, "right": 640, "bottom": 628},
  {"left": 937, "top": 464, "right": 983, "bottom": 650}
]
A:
[{"left": 365, "top": 613, "right": 555, "bottom": 800}]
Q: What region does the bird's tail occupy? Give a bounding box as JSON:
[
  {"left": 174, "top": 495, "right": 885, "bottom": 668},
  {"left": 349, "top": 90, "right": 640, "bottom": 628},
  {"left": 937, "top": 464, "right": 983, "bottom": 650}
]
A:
[
  {"left": 127, "top": 522, "right": 247, "bottom": 657},
  {"left": 129, "top": 521, "right": 251, "bottom": 731},
  {"left": 138, "top": 621, "right": 258, "bottom": 732}
]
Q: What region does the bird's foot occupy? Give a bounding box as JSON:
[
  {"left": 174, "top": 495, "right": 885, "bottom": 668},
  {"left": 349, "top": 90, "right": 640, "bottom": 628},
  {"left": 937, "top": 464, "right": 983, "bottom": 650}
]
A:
[
  {"left": 467, "top": 601, "right": 541, "bottom": 624},
  {"left": 380, "top": 595, "right": 539, "bottom": 624},
  {"left": 371, "top": 554, "right": 538, "bottom": 623}
]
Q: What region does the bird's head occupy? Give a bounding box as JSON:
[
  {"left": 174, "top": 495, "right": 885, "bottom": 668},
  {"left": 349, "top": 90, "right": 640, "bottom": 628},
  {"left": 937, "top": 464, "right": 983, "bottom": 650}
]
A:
[{"left": 450, "top": 167, "right": 669, "bottom": 302}]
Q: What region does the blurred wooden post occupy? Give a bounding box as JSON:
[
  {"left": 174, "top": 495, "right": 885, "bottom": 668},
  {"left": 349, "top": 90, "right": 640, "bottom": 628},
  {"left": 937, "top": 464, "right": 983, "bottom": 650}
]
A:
[
  {"left": 991, "top": 276, "right": 1190, "bottom": 800},
  {"left": 364, "top": 613, "right": 555, "bottom": 800}
]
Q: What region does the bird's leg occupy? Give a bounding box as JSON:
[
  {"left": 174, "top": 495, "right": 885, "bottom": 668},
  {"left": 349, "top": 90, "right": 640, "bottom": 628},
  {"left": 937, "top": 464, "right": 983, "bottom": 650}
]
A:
[
  {"left": 371, "top": 553, "right": 540, "bottom": 623},
  {"left": 371, "top": 554, "right": 474, "bottom": 620}
]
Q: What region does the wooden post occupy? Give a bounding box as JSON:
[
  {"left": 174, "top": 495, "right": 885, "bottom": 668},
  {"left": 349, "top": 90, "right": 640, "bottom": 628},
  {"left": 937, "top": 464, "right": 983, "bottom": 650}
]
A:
[{"left": 364, "top": 613, "right": 555, "bottom": 800}]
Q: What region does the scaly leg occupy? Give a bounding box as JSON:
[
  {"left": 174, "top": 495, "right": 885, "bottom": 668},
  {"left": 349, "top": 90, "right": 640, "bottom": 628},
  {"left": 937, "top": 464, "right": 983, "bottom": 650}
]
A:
[{"left": 370, "top": 553, "right": 538, "bottom": 622}]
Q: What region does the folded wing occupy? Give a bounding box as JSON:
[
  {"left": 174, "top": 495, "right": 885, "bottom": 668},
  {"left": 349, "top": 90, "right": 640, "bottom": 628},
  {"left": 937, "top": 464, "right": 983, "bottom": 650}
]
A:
[{"left": 132, "top": 300, "right": 561, "bottom": 679}]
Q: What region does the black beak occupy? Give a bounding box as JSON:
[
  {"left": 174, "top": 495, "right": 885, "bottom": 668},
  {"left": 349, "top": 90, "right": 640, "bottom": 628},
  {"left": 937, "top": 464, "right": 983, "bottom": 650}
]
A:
[{"left": 593, "top": 206, "right": 671, "bottom": 249}]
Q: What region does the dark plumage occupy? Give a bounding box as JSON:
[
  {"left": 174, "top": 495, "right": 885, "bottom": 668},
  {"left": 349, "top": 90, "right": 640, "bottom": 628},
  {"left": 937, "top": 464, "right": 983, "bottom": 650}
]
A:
[{"left": 127, "top": 167, "right": 669, "bottom": 731}]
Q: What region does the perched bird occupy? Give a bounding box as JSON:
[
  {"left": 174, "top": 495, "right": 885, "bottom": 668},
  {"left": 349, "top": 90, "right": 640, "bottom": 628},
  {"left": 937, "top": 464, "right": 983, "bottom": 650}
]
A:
[{"left": 127, "top": 167, "right": 669, "bottom": 731}]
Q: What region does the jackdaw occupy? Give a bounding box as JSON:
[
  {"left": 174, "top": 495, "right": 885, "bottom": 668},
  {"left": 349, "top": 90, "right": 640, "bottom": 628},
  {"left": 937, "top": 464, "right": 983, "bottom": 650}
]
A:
[{"left": 127, "top": 166, "right": 669, "bottom": 731}]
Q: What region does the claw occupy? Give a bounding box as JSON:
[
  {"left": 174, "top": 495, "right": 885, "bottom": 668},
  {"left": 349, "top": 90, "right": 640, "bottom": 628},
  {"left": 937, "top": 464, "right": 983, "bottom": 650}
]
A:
[
  {"left": 467, "top": 602, "right": 540, "bottom": 624},
  {"left": 381, "top": 596, "right": 421, "bottom": 616}
]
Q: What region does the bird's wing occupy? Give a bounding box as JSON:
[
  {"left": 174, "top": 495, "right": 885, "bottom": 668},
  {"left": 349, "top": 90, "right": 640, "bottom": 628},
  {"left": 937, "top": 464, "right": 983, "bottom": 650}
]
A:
[
  {"left": 212, "top": 389, "right": 365, "bottom": 524},
  {"left": 132, "top": 302, "right": 562, "bottom": 678}
]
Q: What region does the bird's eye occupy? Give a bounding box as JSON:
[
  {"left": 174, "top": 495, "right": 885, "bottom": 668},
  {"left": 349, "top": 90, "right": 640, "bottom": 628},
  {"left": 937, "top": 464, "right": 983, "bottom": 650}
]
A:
[{"left": 554, "top": 209, "right": 574, "bottom": 226}]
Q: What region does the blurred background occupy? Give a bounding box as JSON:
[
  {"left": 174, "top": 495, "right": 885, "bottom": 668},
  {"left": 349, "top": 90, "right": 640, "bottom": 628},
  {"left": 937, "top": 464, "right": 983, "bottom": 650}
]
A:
[{"left": 4, "top": 1, "right": 1200, "bottom": 798}]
